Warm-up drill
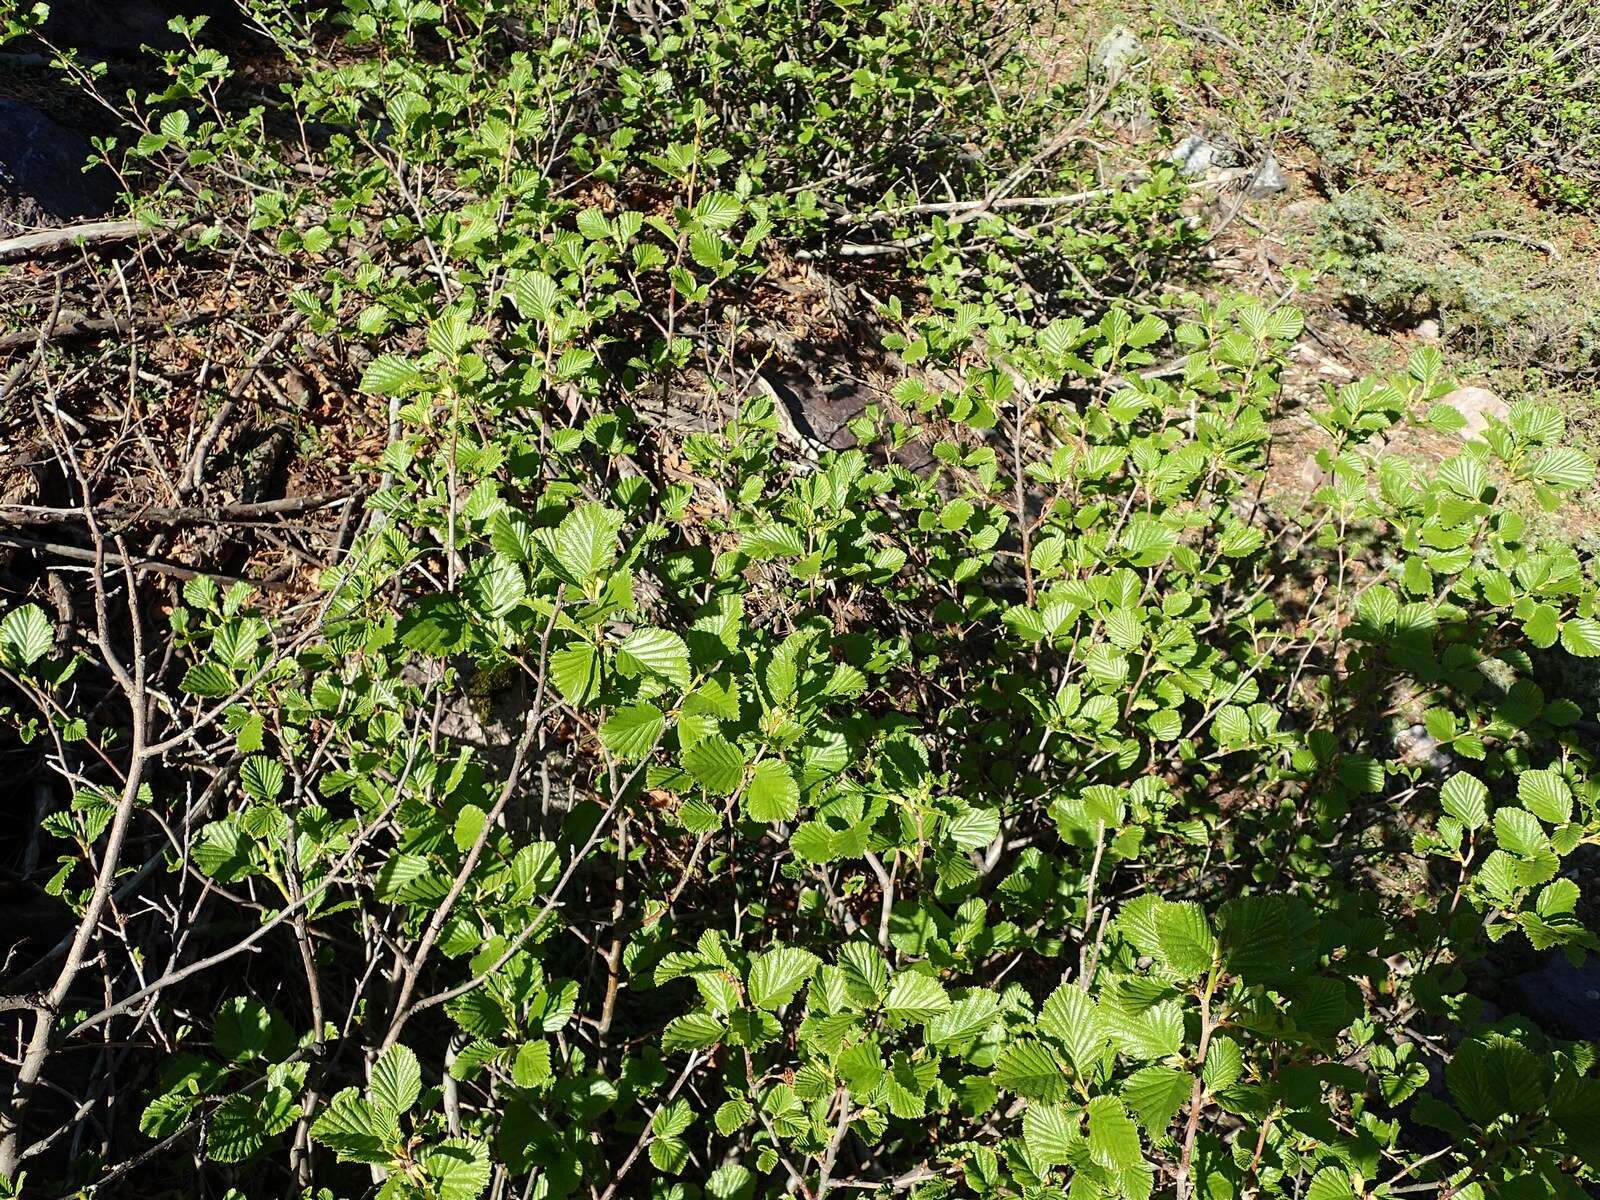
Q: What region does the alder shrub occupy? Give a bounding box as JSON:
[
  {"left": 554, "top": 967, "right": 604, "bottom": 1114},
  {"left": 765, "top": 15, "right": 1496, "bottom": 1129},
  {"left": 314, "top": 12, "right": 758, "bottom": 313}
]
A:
[{"left": 1, "top": 2, "right": 1599, "bottom": 1199}]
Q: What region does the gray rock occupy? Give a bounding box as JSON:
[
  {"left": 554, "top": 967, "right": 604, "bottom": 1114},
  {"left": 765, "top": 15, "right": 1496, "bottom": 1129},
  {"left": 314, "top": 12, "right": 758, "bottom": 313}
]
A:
[
  {"left": 1244, "top": 150, "right": 1288, "bottom": 198},
  {"left": 0, "top": 100, "right": 117, "bottom": 232},
  {"left": 1092, "top": 25, "right": 1143, "bottom": 77},
  {"left": 1510, "top": 952, "right": 1600, "bottom": 1039},
  {"left": 41, "top": 0, "right": 180, "bottom": 54},
  {"left": 1441, "top": 386, "right": 1508, "bottom": 439},
  {"left": 1170, "top": 134, "right": 1238, "bottom": 177}
]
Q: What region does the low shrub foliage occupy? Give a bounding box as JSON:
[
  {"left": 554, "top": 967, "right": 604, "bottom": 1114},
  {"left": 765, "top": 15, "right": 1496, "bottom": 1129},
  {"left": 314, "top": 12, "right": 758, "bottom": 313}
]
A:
[{"left": 2, "top": 2, "right": 1600, "bottom": 1199}]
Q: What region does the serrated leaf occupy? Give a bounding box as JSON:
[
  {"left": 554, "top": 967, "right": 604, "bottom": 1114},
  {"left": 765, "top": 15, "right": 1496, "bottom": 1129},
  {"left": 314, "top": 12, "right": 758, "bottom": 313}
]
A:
[
  {"left": 683, "top": 734, "right": 745, "bottom": 795},
  {"left": 715, "top": 1098, "right": 752, "bottom": 1134},
  {"left": 1560, "top": 617, "right": 1600, "bottom": 657},
  {"left": 370, "top": 1044, "right": 421, "bottom": 1115},
  {"left": 926, "top": 991, "right": 1000, "bottom": 1048},
  {"left": 549, "top": 642, "right": 600, "bottom": 706},
  {"left": 994, "top": 1039, "right": 1069, "bottom": 1101},
  {"left": 207, "top": 1087, "right": 299, "bottom": 1163},
  {"left": 182, "top": 662, "right": 236, "bottom": 698},
  {"left": 599, "top": 704, "right": 664, "bottom": 761},
  {"left": 945, "top": 805, "right": 1000, "bottom": 850},
  {"left": 1495, "top": 806, "right": 1549, "bottom": 856},
  {"left": 510, "top": 271, "right": 560, "bottom": 322},
  {"left": 1526, "top": 446, "right": 1594, "bottom": 490},
  {"left": 540, "top": 503, "right": 622, "bottom": 589},
  {"left": 1039, "top": 983, "right": 1104, "bottom": 1073},
  {"left": 1518, "top": 769, "right": 1572, "bottom": 825},
  {"left": 1440, "top": 772, "right": 1488, "bottom": 830},
  {"left": 884, "top": 971, "right": 950, "bottom": 1023},
  {"left": 512, "top": 1041, "right": 552, "bottom": 1089},
  {"left": 239, "top": 756, "right": 284, "bottom": 802},
  {"left": 617, "top": 627, "right": 691, "bottom": 690},
  {"left": 1202, "top": 1035, "right": 1243, "bottom": 1092},
  {"left": 1154, "top": 901, "right": 1215, "bottom": 979},
  {"left": 1306, "top": 1167, "right": 1357, "bottom": 1200},
  {"left": 1022, "top": 1102, "right": 1079, "bottom": 1167},
  {"left": 0, "top": 604, "right": 53, "bottom": 668},
  {"left": 661, "top": 1010, "right": 725, "bottom": 1052},
  {"left": 747, "top": 946, "right": 818, "bottom": 1010},
  {"left": 1122, "top": 1065, "right": 1192, "bottom": 1132},
  {"left": 421, "top": 1137, "right": 492, "bottom": 1200},
  {"left": 1087, "top": 1095, "right": 1142, "bottom": 1169},
  {"left": 745, "top": 759, "right": 798, "bottom": 822},
  {"left": 359, "top": 353, "right": 427, "bottom": 397},
  {"left": 310, "top": 1088, "right": 399, "bottom": 1163}
]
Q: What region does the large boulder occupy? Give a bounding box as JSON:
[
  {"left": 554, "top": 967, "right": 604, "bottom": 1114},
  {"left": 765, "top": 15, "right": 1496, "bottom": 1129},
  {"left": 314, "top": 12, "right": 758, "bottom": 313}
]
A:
[
  {"left": 40, "top": 0, "right": 182, "bottom": 54},
  {"left": 0, "top": 99, "right": 118, "bottom": 232},
  {"left": 1509, "top": 952, "right": 1600, "bottom": 1039}
]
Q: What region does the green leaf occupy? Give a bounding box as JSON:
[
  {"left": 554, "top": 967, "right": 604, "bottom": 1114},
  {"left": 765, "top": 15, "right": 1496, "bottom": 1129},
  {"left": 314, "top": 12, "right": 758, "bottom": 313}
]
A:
[
  {"left": 239, "top": 756, "right": 284, "bottom": 802},
  {"left": 1560, "top": 617, "right": 1600, "bottom": 657},
  {"left": 192, "top": 819, "right": 253, "bottom": 882},
  {"left": 649, "top": 1133, "right": 690, "bottom": 1174},
  {"left": 550, "top": 642, "right": 600, "bottom": 706},
  {"left": 0, "top": 604, "right": 53, "bottom": 668},
  {"left": 310, "top": 1088, "right": 399, "bottom": 1163},
  {"left": 747, "top": 946, "right": 819, "bottom": 1010},
  {"left": 715, "top": 1099, "right": 752, "bottom": 1134},
  {"left": 745, "top": 759, "right": 798, "bottom": 822},
  {"left": 421, "top": 1137, "right": 492, "bottom": 1200},
  {"left": 207, "top": 1087, "right": 299, "bottom": 1163},
  {"left": 683, "top": 734, "right": 746, "bottom": 795},
  {"left": 599, "top": 704, "right": 665, "bottom": 761},
  {"left": 512, "top": 1041, "right": 552, "bottom": 1089},
  {"left": 510, "top": 271, "right": 560, "bottom": 322},
  {"left": 1022, "top": 1102, "right": 1078, "bottom": 1167},
  {"left": 1440, "top": 772, "right": 1488, "bottom": 830},
  {"left": 370, "top": 1044, "right": 421, "bottom": 1115},
  {"left": 652, "top": 1099, "right": 694, "bottom": 1139},
  {"left": 1306, "top": 1167, "right": 1358, "bottom": 1200},
  {"left": 214, "top": 996, "right": 273, "bottom": 1061},
  {"left": 994, "top": 1039, "right": 1069, "bottom": 1101},
  {"left": 1122, "top": 1065, "right": 1192, "bottom": 1132},
  {"left": 837, "top": 942, "right": 889, "bottom": 1004},
  {"left": 540, "top": 503, "right": 622, "bottom": 589},
  {"left": 617, "top": 627, "right": 691, "bottom": 690},
  {"left": 1495, "top": 806, "right": 1549, "bottom": 856},
  {"left": 181, "top": 662, "right": 236, "bottom": 698},
  {"left": 1039, "top": 983, "right": 1104, "bottom": 1074},
  {"left": 1526, "top": 446, "right": 1594, "bottom": 490},
  {"left": 1518, "top": 769, "right": 1572, "bottom": 824},
  {"left": 945, "top": 806, "right": 1001, "bottom": 850},
  {"left": 884, "top": 971, "right": 950, "bottom": 1023},
  {"left": 1087, "top": 1095, "right": 1142, "bottom": 1169},
  {"left": 1202, "top": 1035, "right": 1243, "bottom": 1092},
  {"left": 661, "top": 1010, "right": 725, "bottom": 1052},
  {"left": 1153, "top": 901, "right": 1216, "bottom": 979},
  {"left": 926, "top": 991, "right": 1000, "bottom": 1047},
  {"left": 359, "top": 353, "right": 428, "bottom": 396}
]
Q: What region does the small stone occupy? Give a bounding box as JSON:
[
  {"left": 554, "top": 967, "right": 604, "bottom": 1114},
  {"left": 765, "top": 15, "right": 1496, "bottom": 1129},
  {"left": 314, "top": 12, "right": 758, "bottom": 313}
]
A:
[
  {"left": 1170, "top": 134, "right": 1236, "bottom": 177},
  {"left": 1092, "top": 25, "right": 1143, "bottom": 77},
  {"left": 1441, "top": 386, "right": 1509, "bottom": 439},
  {"left": 1243, "top": 150, "right": 1288, "bottom": 198},
  {"left": 1414, "top": 318, "right": 1441, "bottom": 340},
  {"left": 1297, "top": 455, "right": 1328, "bottom": 491},
  {"left": 1125, "top": 110, "right": 1156, "bottom": 143}
]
